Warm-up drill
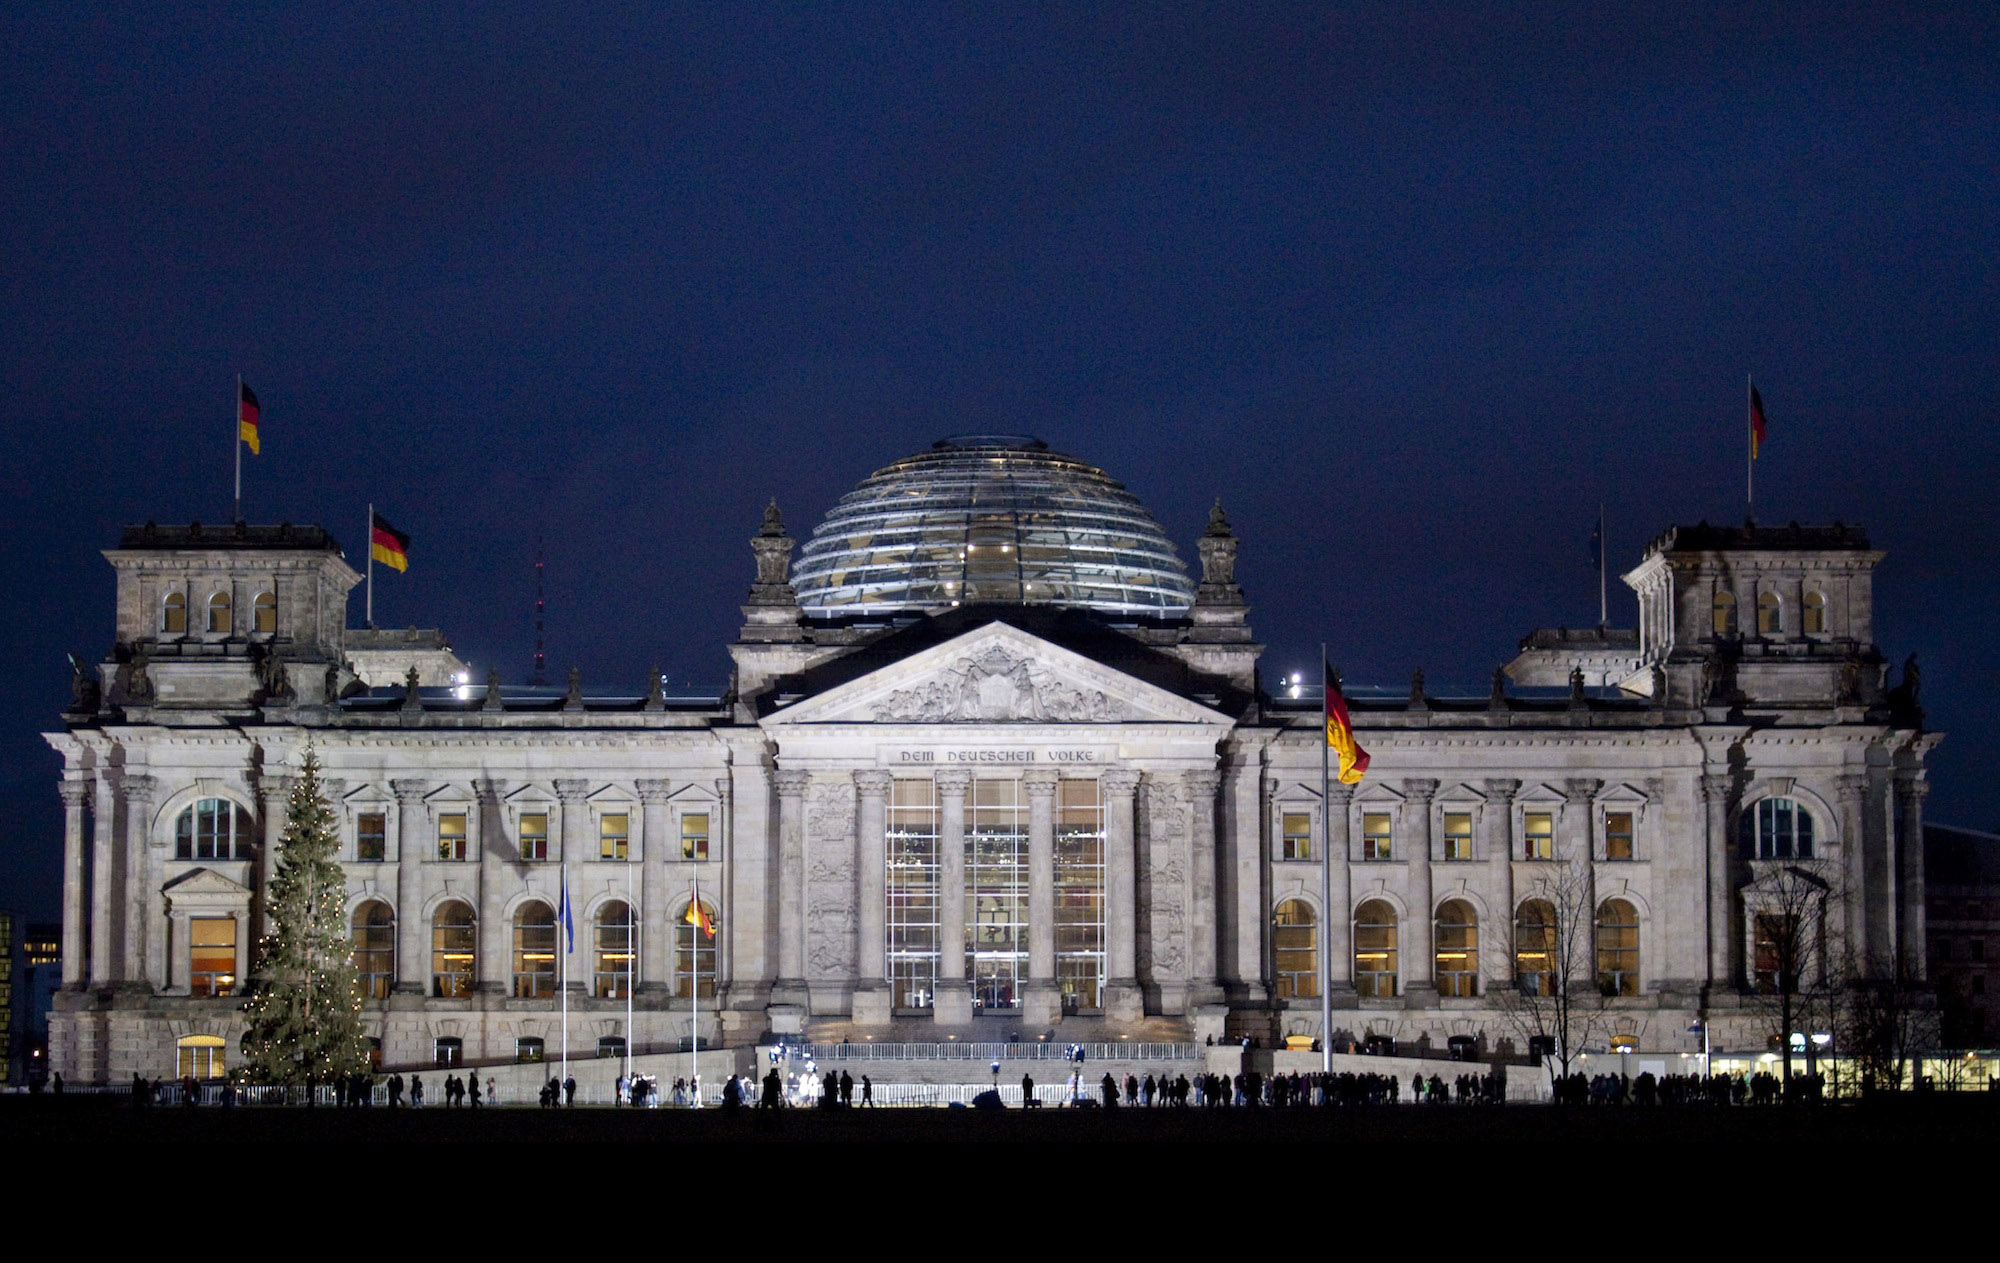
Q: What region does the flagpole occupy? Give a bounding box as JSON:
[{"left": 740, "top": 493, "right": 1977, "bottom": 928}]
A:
[
  {"left": 625, "top": 870, "right": 634, "bottom": 1096},
  {"left": 560, "top": 860, "right": 569, "bottom": 1101},
  {"left": 234, "top": 375, "right": 243, "bottom": 524},
  {"left": 1319, "top": 646, "right": 1333, "bottom": 1077},
  {"left": 1598, "top": 504, "right": 1607, "bottom": 628},
  {"left": 690, "top": 875, "right": 701, "bottom": 1108},
  {"left": 365, "top": 504, "right": 375, "bottom": 628}
]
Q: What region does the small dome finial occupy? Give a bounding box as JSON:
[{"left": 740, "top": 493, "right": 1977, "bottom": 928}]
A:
[
  {"left": 761, "top": 498, "right": 786, "bottom": 537},
  {"left": 1206, "top": 499, "right": 1232, "bottom": 537}
]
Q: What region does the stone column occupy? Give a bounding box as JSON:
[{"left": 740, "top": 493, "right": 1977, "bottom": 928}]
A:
[
  {"left": 1700, "top": 771, "right": 1733, "bottom": 995},
  {"left": 1022, "top": 769, "right": 1060, "bottom": 1025},
  {"left": 391, "top": 778, "right": 429, "bottom": 994},
  {"left": 853, "top": 770, "right": 893, "bottom": 1026},
  {"left": 1102, "top": 768, "right": 1143, "bottom": 1022},
  {"left": 475, "top": 779, "right": 508, "bottom": 995},
  {"left": 1325, "top": 782, "right": 1355, "bottom": 1000},
  {"left": 771, "top": 769, "right": 810, "bottom": 1008},
  {"left": 636, "top": 779, "right": 673, "bottom": 995},
  {"left": 120, "top": 774, "right": 156, "bottom": 990},
  {"left": 59, "top": 780, "right": 89, "bottom": 988},
  {"left": 932, "top": 769, "right": 973, "bottom": 1025},
  {"left": 1836, "top": 774, "right": 1870, "bottom": 971},
  {"left": 232, "top": 908, "right": 250, "bottom": 991},
  {"left": 1896, "top": 778, "right": 1929, "bottom": 976},
  {"left": 89, "top": 775, "right": 117, "bottom": 987},
  {"left": 166, "top": 908, "right": 189, "bottom": 993},
  {"left": 1482, "top": 779, "right": 1520, "bottom": 957},
  {"left": 1401, "top": 778, "right": 1438, "bottom": 1001},
  {"left": 1185, "top": 770, "right": 1222, "bottom": 1007},
  {"left": 714, "top": 774, "right": 735, "bottom": 997}
]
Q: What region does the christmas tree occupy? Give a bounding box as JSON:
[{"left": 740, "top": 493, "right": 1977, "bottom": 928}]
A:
[{"left": 240, "top": 747, "right": 371, "bottom": 1084}]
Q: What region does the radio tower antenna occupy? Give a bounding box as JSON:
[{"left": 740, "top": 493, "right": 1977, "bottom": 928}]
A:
[{"left": 531, "top": 535, "right": 548, "bottom": 687}]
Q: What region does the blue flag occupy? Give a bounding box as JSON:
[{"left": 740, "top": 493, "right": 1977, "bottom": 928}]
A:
[{"left": 559, "top": 872, "right": 574, "bottom": 954}]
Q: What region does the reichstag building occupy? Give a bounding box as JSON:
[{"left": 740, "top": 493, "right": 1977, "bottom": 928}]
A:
[{"left": 44, "top": 435, "right": 1939, "bottom": 1081}]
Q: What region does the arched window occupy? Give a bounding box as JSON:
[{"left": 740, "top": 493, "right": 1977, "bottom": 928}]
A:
[
  {"left": 513, "top": 901, "right": 558, "bottom": 997},
  {"left": 1802, "top": 590, "right": 1826, "bottom": 634},
  {"left": 174, "top": 798, "right": 256, "bottom": 861},
  {"left": 162, "top": 591, "right": 187, "bottom": 634},
  {"left": 1353, "top": 900, "right": 1398, "bottom": 997},
  {"left": 1712, "top": 589, "right": 1737, "bottom": 637},
  {"left": 177, "top": 1035, "right": 226, "bottom": 1081},
  {"left": 1272, "top": 899, "right": 1317, "bottom": 1000},
  {"left": 595, "top": 900, "right": 634, "bottom": 998},
  {"left": 253, "top": 591, "right": 277, "bottom": 633},
  {"left": 1435, "top": 899, "right": 1478, "bottom": 997},
  {"left": 431, "top": 900, "right": 475, "bottom": 997},
  {"left": 352, "top": 901, "right": 395, "bottom": 1000},
  {"left": 674, "top": 899, "right": 718, "bottom": 999},
  {"left": 1597, "top": 899, "right": 1640, "bottom": 996},
  {"left": 1739, "top": 798, "right": 1816, "bottom": 860},
  {"left": 208, "top": 591, "right": 233, "bottom": 634},
  {"left": 1757, "top": 590, "right": 1783, "bottom": 635},
  {"left": 1515, "top": 898, "right": 1557, "bottom": 996}
]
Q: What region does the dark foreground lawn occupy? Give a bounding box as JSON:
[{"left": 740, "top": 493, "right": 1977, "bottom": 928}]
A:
[{"left": 8, "top": 1093, "right": 1995, "bottom": 1146}]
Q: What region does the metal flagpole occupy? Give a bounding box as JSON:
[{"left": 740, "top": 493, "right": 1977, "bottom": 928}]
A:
[
  {"left": 234, "top": 375, "right": 243, "bottom": 523},
  {"left": 625, "top": 870, "right": 634, "bottom": 1096},
  {"left": 1319, "top": 647, "right": 1333, "bottom": 1077},
  {"left": 1598, "top": 504, "right": 1607, "bottom": 628},
  {"left": 560, "top": 861, "right": 569, "bottom": 1100},
  {"left": 365, "top": 504, "right": 375, "bottom": 628},
  {"left": 690, "top": 875, "right": 700, "bottom": 1107}
]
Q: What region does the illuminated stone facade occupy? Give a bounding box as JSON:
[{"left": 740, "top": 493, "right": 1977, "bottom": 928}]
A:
[{"left": 44, "top": 442, "right": 1939, "bottom": 1082}]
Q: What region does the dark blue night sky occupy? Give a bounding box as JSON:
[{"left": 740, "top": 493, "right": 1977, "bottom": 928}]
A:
[{"left": 4, "top": 5, "right": 1996, "bottom": 919}]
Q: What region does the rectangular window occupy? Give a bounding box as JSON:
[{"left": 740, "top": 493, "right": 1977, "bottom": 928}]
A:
[
  {"left": 888, "top": 780, "right": 940, "bottom": 1011},
  {"left": 599, "top": 812, "right": 629, "bottom": 861},
  {"left": 1362, "top": 812, "right": 1392, "bottom": 861},
  {"left": 1282, "top": 812, "right": 1312, "bottom": 861},
  {"left": 437, "top": 813, "right": 468, "bottom": 861},
  {"left": 518, "top": 812, "right": 549, "bottom": 862},
  {"left": 1054, "top": 778, "right": 1106, "bottom": 1013},
  {"left": 434, "top": 1037, "right": 463, "bottom": 1068},
  {"left": 681, "top": 812, "right": 710, "bottom": 861},
  {"left": 1442, "top": 812, "right": 1473, "bottom": 861},
  {"left": 1524, "top": 812, "right": 1554, "bottom": 861},
  {"left": 1605, "top": 811, "right": 1635, "bottom": 861},
  {"left": 357, "top": 812, "right": 386, "bottom": 862},
  {"left": 190, "top": 917, "right": 237, "bottom": 996}
]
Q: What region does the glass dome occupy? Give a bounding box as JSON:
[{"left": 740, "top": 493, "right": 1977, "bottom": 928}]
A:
[{"left": 792, "top": 435, "right": 1196, "bottom": 618}]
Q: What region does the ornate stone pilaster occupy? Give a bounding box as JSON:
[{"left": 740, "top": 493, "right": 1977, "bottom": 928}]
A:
[
  {"left": 1400, "top": 778, "right": 1438, "bottom": 1000},
  {"left": 1482, "top": 779, "right": 1521, "bottom": 944},
  {"left": 1700, "top": 771, "right": 1734, "bottom": 994},
  {"left": 119, "top": 774, "right": 156, "bottom": 989},
  {"left": 552, "top": 778, "right": 587, "bottom": 867},
  {"left": 252, "top": 775, "right": 293, "bottom": 978},
  {"left": 89, "top": 775, "right": 117, "bottom": 987},
  {"left": 1324, "top": 782, "right": 1355, "bottom": 1000},
  {"left": 853, "top": 770, "right": 893, "bottom": 1025},
  {"left": 771, "top": 769, "right": 810, "bottom": 1003},
  {"left": 1141, "top": 772, "right": 1192, "bottom": 1013},
  {"left": 635, "top": 779, "right": 673, "bottom": 994},
  {"left": 1185, "top": 770, "right": 1221, "bottom": 1005},
  {"left": 1836, "top": 774, "right": 1870, "bottom": 969},
  {"left": 1102, "top": 768, "right": 1143, "bottom": 1021},
  {"left": 1896, "top": 778, "right": 1929, "bottom": 975},
  {"left": 475, "top": 779, "right": 508, "bottom": 995},
  {"left": 59, "top": 780, "right": 89, "bottom": 988},
  {"left": 1562, "top": 777, "right": 1601, "bottom": 943},
  {"left": 391, "top": 778, "right": 430, "bottom": 995},
  {"left": 714, "top": 774, "right": 735, "bottom": 994},
  {"left": 932, "top": 769, "right": 972, "bottom": 1025}
]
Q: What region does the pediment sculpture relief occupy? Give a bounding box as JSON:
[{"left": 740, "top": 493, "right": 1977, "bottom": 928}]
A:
[{"left": 874, "top": 644, "right": 1119, "bottom": 722}]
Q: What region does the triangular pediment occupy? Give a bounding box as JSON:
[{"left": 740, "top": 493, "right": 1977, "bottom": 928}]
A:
[
  {"left": 162, "top": 867, "right": 251, "bottom": 899},
  {"left": 766, "top": 622, "right": 1230, "bottom": 726}
]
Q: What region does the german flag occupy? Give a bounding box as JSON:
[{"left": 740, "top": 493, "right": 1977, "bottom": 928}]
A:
[
  {"left": 238, "top": 380, "right": 261, "bottom": 455},
  {"left": 685, "top": 884, "right": 716, "bottom": 940},
  {"left": 1325, "top": 661, "right": 1370, "bottom": 786},
  {"left": 370, "top": 512, "right": 410, "bottom": 573},
  {"left": 1750, "top": 384, "right": 1768, "bottom": 459}
]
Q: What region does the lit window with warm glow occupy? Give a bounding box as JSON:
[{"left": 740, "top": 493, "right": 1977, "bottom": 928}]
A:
[
  {"left": 681, "top": 812, "right": 709, "bottom": 861},
  {"left": 513, "top": 901, "right": 558, "bottom": 997},
  {"left": 518, "top": 812, "right": 549, "bottom": 862},
  {"left": 1434, "top": 900, "right": 1478, "bottom": 997},
  {"left": 1272, "top": 899, "right": 1317, "bottom": 999},
  {"left": 1361, "top": 811, "right": 1392, "bottom": 861},
  {"left": 599, "top": 812, "right": 629, "bottom": 861},
  {"left": 1523, "top": 812, "right": 1554, "bottom": 861},
  {"left": 1281, "top": 812, "right": 1312, "bottom": 861},
  {"left": 1443, "top": 812, "right": 1473, "bottom": 861},
  {"left": 190, "top": 917, "right": 237, "bottom": 996},
  {"left": 1354, "top": 899, "right": 1398, "bottom": 997}
]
